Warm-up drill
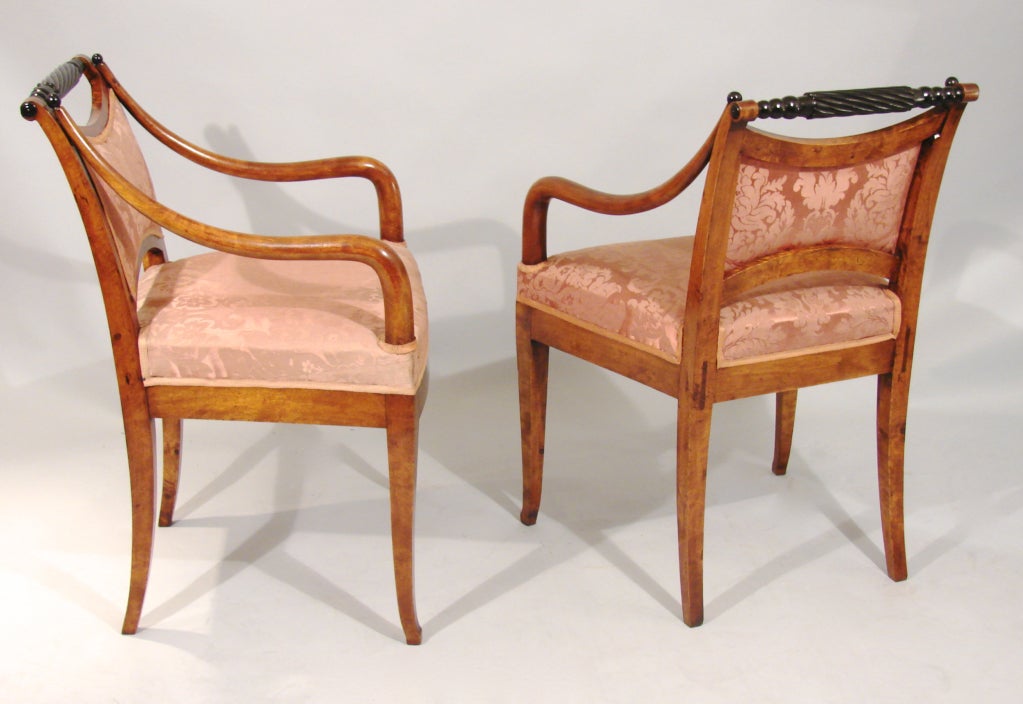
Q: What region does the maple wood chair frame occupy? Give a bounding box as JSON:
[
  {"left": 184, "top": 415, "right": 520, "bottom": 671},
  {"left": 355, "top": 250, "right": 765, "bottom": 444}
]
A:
[
  {"left": 518, "top": 79, "right": 978, "bottom": 626},
  {"left": 22, "top": 54, "right": 425, "bottom": 644}
]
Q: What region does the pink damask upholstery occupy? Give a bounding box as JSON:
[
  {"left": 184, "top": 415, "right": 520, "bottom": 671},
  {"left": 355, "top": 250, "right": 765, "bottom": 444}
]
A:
[
  {"left": 728, "top": 146, "right": 920, "bottom": 271},
  {"left": 518, "top": 149, "right": 916, "bottom": 365},
  {"left": 518, "top": 238, "right": 692, "bottom": 360},
  {"left": 137, "top": 243, "right": 428, "bottom": 393},
  {"left": 517, "top": 237, "right": 899, "bottom": 364},
  {"left": 718, "top": 272, "right": 899, "bottom": 365},
  {"left": 86, "top": 95, "right": 162, "bottom": 297}
]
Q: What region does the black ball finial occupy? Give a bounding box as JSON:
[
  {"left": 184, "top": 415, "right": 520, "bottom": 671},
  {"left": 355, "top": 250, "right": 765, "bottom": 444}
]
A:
[
  {"left": 728, "top": 92, "right": 745, "bottom": 119},
  {"left": 20, "top": 101, "right": 38, "bottom": 120},
  {"left": 92, "top": 53, "right": 104, "bottom": 65}
]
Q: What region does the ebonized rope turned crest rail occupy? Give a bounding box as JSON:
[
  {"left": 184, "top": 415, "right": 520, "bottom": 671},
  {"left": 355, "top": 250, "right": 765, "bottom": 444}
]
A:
[
  {"left": 20, "top": 55, "right": 93, "bottom": 118},
  {"left": 728, "top": 77, "right": 968, "bottom": 120}
]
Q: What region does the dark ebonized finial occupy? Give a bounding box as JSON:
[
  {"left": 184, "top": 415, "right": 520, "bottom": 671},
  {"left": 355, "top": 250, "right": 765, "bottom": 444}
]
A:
[
  {"left": 92, "top": 53, "right": 104, "bottom": 66},
  {"left": 945, "top": 77, "right": 964, "bottom": 101},
  {"left": 727, "top": 92, "right": 743, "bottom": 118}
]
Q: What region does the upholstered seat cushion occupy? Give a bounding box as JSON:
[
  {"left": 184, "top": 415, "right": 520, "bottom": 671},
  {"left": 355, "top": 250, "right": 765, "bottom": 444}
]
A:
[
  {"left": 517, "top": 237, "right": 900, "bottom": 365},
  {"left": 137, "top": 242, "right": 428, "bottom": 394}
]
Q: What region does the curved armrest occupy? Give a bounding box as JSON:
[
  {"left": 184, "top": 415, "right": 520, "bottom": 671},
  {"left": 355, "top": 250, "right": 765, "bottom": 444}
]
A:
[
  {"left": 93, "top": 59, "right": 404, "bottom": 243},
  {"left": 521, "top": 129, "right": 715, "bottom": 265},
  {"left": 60, "top": 109, "right": 415, "bottom": 347}
]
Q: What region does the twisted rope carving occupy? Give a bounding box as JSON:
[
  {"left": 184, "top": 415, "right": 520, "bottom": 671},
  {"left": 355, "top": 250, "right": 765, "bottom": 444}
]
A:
[
  {"left": 730, "top": 77, "right": 966, "bottom": 120},
  {"left": 20, "top": 56, "right": 90, "bottom": 119}
]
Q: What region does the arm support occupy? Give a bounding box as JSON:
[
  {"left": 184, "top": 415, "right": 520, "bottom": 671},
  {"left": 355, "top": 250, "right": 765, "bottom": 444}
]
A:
[
  {"left": 522, "top": 129, "right": 714, "bottom": 265},
  {"left": 91, "top": 56, "right": 405, "bottom": 242},
  {"left": 56, "top": 109, "right": 415, "bottom": 347}
]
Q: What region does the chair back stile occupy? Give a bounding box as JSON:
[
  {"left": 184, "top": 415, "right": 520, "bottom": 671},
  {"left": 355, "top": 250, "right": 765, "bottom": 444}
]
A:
[
  {"left": 681, "top": 109, "right": 750, "bottom": 399},
  {"left": 23, "top": 56, "right": 165, "bottom": 401},
  {"left": 888, "top": 102, "right": 970, "bottom": 354}
]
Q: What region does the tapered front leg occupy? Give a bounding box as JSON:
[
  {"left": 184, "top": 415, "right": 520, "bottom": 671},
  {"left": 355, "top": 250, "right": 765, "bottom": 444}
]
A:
[
  {"left": 158, "top": 418, "right": 182, "bottom": 527},
  {"left": 876, "top": 373, "right": 908, "bottom": 581},
  {"left": 677, "top": 398, "right": 713, "bottom": 628},
  {"left": 772, "top": 390, "right": 797, "bottom": 476},
  {"left": 386, "top": 394, "right": 423, "bottom": 645},
  {"left": 121, "top": 415, "right": 157, "bottom": 635},
  {"left": 516, "top": 303, "right": 549, "bottom": 526}
]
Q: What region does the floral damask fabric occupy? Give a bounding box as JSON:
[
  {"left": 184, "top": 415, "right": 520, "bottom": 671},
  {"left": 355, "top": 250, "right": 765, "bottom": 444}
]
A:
[
  {"left": 717, "top": 272, "right": 899, "bottom": 364},
  {"left": 518, "top": 238, "right": 693, "bottom": 360},
  {"left": 517, "top": 238, "right": 899, "bottom": 364},
  {"left": 727, "top": 146, "right": 920, "bottom": 271},
  {"left": 86, "top": 94, "right": 163, "bottom": 297},
  {"left": 136, "top": 242, "right": 428, "bottom": 394}
]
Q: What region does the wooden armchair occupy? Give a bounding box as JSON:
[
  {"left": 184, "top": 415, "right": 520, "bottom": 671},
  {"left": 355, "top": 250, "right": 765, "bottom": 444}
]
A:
[
  {"left": 516, "top": 79, "right": 978, "bottom": 627},
  {"left": 21, "top": 54, "right": 428, "bottom": 644}
]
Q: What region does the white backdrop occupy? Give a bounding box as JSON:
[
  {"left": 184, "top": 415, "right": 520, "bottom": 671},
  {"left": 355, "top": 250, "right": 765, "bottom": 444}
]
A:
[
  {"left": 1, "top": 0, "right": 1019, "bottom": 396},
  {"left": 2, "top": 3, "right": 1022, "bottom": 700}
]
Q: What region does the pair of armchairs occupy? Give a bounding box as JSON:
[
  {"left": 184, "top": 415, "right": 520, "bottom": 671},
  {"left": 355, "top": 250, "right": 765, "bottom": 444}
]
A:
[{"left": 22, "top": 54, "right": 977, "bottom": 643}]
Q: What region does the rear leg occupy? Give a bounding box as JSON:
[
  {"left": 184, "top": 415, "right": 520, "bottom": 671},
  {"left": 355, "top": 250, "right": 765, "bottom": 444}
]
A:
[{"left": 772, "top": 390, "right": 797, "bottom": 476}]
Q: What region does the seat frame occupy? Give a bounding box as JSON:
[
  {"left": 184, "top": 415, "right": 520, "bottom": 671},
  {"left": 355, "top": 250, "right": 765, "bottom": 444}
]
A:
[
  {"left": 22, "top": 54, "right": 425, "bottom": 644},
  {"left": 517, "top": 79, "right": 978, "bottom": 627}
]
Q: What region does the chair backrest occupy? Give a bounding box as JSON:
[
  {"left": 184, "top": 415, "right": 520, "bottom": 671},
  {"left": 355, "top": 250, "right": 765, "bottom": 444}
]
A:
[
  {"left": 684, "top": 79, "right": 978, "bottom": 368},
  {"left": 727, "top": 140, "right": 919, "bottom": 271},
  {"left": 22, "top": 54, "right": 166, "bottom": 313},
  {"left": 22, "top": 54, "right": 175, "bottom": 410},
  {"left": 81, "top": 91, "right": 163, "bottom": 299}
]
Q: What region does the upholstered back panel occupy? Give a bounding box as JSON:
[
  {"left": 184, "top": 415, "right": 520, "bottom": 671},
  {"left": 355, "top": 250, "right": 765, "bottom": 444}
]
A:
[
  {"left": 85, "top": 93, "right": 162, "bottom": 297},
  {"left": 726, "top": 145, "right": 920, "bottom": 272}
]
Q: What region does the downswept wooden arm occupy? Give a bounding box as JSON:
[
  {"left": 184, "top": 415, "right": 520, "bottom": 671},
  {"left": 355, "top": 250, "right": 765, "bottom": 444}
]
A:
[
  {"left": 522, "top": 129, "right": 715, "bottom": 265},
  {"left": 57, "top": 109, "right": 415, "bottom": 348},
  {"left": 90, "top": 56, "right": 404, "bottom": 243}
]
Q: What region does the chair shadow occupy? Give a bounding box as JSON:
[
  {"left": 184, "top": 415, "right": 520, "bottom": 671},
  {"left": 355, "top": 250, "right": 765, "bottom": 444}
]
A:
[
  {"left": 142, "top": 423, "right": 403, "bottom": 641},
  {"left": 13, "top": 354, "right": 994, "bottom": 640},
  {"left": 704, "top": 461, "right": 885, "bottom": 621},
  {"left": 417, "top": 351, "right": 813, "bottom": 631},
  {"left": 0, "top": 235, "right": 97, "bottom": 285}
]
